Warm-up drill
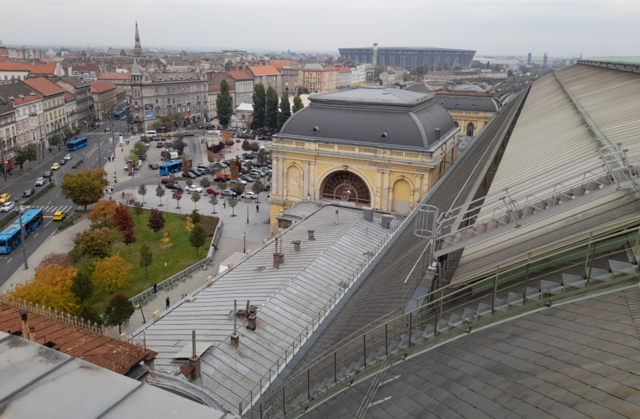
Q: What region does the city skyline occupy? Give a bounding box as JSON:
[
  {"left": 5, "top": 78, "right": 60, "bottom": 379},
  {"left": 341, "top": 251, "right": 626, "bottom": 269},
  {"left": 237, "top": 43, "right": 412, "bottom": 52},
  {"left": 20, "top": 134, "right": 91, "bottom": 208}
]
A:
[{"left": 2, "top": 0, "right": 639, "bottom": 57}]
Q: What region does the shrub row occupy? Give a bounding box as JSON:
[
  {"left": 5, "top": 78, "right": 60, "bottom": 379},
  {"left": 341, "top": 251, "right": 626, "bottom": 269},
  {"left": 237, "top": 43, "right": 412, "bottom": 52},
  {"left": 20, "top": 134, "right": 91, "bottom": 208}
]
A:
[
  {"left": 72, "top": 160, "right": 84, "bottom": 170},
  {"left": 0, "top": 211, "right": 19, "bottom": 230},
  {"left": 24, "top": 182, "right": 56, "bottom": 206}
]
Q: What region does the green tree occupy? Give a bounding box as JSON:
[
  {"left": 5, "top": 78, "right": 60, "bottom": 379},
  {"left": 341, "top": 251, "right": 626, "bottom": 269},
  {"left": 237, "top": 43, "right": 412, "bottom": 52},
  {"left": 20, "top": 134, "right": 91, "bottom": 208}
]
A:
[
  {"left": 279, "top": 94, "right": 291, "bottom": 123},
  {"left": 209, "top": 194, "right": 218, "bottom": 214},
  {"left": 74, "top": 227, "right": 117, "bottom": 258},
  {"left": 131, "top": 141, "right": 147, "bottom": 157},
  {"left": 228, "top": 196, "right": 238, "bottom": 216},
  {"left": 76, "top": 305, "right": 103, "bottom": 325},
  {"left": 61, "top": 169, "right": 108, "bottom": 211},
  {"left": 138, "top": 184, "right": 147, "bottom": 204},
  {"left": 265, "top": 86, "right": 279, "bottom": 129},
  {"left": 189, "top": 224, "right": 206, "bottom": 256},
  {"left": 507, "top": 69, "right": 513, "bottom": 78},
  {"left": 292, "top": 95, "right": 304, "bottom": 113},
  {"left": 257, "top": 148, "right": 268, "bottom": 163},
  {"left": 70, "top": 272, "right": 94, "bottom": 304},
  {"left": 297, "top": 87, "right": 309, "bottom": 95},
  {"left": 199, "top": 177, "right": 211, "bottom": 189},
  {"left": 252, "top": 83, "right": 266, "bottom": 129},
  {"left": 156, "top": 184, "right": 165, "bottom": 206},
  {"left": 103, "top": 294, "right": 135, "bottom": 333},
  {"left": 242, "top": 139, "right": 249, "bottom": 151},
  {"left": 139, "top": 244, "right": 153, "bottom": 278},
  {"left": 216, "top": 79, "right": 234, "bottom": 126},
  {"left": 191, "top": 191, "right": 201, "bottom": 210},
  {"left": 190, "top": 209, "right": 201, "bottom": 224},
  {"left": 252, "top": 179, "right": 266, "bottom": 202},
  {"left": 133, "top": 201, "right": 144, "bottom": 223},
  {"left": 49, "top": 134, "right": 62, "bottom": 149}
]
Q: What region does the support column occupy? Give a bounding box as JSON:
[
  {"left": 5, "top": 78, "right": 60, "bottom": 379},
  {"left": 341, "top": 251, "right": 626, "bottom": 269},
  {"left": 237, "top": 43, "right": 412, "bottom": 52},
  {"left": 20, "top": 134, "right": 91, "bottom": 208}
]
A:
[
  {"left": 382, "top": 171, "right": 391, "bottom": 211},
  {"left": 310, "top": 162, "right": 317, "bottom": 199},
  {"left": 375, "top": 170, "right": 383, "bottom": 210},
  {"left": 303, "top": 162, "right": 309, "bottom": 198}
]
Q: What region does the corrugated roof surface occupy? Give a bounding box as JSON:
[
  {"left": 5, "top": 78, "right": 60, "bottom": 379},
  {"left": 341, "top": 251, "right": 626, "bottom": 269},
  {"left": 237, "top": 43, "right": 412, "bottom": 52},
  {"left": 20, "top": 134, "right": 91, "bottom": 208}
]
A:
[
  {"left": 134, "top": 205, "right": 394, "bottom": 413},
  {"left": 435, "top": 93, "right": 500, "bottom": 112},
  {"left": 454, "top": 63, "right": 640, "bottom": 283},
  {"left": 0, "top": 331, "right": 228, "bottom": 419},
  {"left": 248, "top": 65, "right": 280, "bottom": 76}
]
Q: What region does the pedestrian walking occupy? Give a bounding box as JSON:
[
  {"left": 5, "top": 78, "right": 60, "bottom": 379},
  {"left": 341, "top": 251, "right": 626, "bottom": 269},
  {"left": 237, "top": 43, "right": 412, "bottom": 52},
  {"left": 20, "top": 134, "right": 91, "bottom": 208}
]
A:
[
  {"left": 153, "top": 283, "right": 157, "bottom": 293},
  {"left": 223, "top": 201, "right": 226, "bottom": 209},
  {"left": 256, "top": 204, "right": 259, "bottom": 213},
  {"left": 122, "top": 192, "right": 125, "bottom": 199},
  {"left": 166, "top": 297, "right": 170, "bottom": 309}
]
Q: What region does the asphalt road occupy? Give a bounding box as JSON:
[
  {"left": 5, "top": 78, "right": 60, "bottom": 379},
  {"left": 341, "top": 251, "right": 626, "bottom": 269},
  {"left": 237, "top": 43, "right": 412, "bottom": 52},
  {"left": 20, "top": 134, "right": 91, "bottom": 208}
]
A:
[{"left": 0, "top": 118, "right": 128, "bottom": 285}]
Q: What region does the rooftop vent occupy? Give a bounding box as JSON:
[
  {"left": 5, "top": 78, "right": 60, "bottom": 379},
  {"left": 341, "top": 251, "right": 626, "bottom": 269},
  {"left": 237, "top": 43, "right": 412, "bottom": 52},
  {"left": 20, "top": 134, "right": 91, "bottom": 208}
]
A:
[
  {"left": 8, "top": 96, "right": 14, "bottom": 100},
  {"left": 312, "top": 126, "right": 319, "bottom": 135},
  {"left": 158, "top": 77, "right": 163, "bottom": 81},
  {"left": 380, "top": 132, "right": 388, "bottom": 142},
  {"left": 30, "top": 92, "right": 35, "bottom": 95},
  {"left": 18, "top": 95, "right": 24, "bottom": 99},
  {"left": 382, "top": 91, "right": 389, "bottom": 95}
]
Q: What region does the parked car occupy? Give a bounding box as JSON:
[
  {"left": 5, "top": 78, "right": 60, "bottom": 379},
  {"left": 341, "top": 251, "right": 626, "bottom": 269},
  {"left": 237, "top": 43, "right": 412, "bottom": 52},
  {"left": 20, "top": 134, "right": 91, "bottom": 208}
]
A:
[
  {"left": 195, "top": 168, "right": 206, "bottom": 176},
  {"left": 23, "top": 189, "right": 36, "bottom": 198},
  {"left": 148, "top": 163, "right": 159, "bottom": 170},
  {"left": 206, "top": 188, "right": 220, "bottom": 195},
  {"left": 231, "top": 179, "right": 247, "bottom": 185},
  {"left": 239, "top": 175, "right": 254, "bottom": 183},
  {"left": 220, "top": 190, "right": 236, "bottom": 197},
  {"left": 240, "top": 192, "right": 257, "bottom": 199},
  {"left": 188, "top": 169, "right": 201, "bottom": 177},
  {"left": 0, "top": 201, "right": 15, "bottom": 212},
  {"left": 185, "top": 185, "right": 203, "bottom": 193},
  {"left": 52, "top": 211, "right": 67, "bottom": 221},
  {"left": 59, "top": 159, "right": 66, "bottom": 165},
  {"left": 64, "top": 154, "right": 72, "bottom": 160},
  {"left": 35, "top": 177, "right": 46, "bottom": 186},
  {"left": 161, "top": 177, "right": 176, "bottom": 184},
  {"left": 182, "top": 172, "right": 196, "bottom": 179},
  {"left": 165, "top": 183, "right": 183, "bottom": 190}
]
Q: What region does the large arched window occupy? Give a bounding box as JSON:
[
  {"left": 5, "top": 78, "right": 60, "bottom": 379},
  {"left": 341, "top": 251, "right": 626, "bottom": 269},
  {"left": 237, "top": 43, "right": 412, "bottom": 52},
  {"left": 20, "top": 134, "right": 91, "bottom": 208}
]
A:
[
  {"left": 321, "top": 171, "right": 371, "bottom": 205},
  {"left": 466, "top": 122, "right": 475, "bottom": 136}
]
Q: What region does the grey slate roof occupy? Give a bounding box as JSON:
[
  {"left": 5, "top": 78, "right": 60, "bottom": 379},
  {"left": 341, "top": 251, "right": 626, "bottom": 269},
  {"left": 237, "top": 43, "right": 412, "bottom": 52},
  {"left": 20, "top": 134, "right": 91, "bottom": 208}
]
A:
[
  {"left": 403, "top": 83, "right": 436, "bottom": 94},
  {"left": 280, "top": 87, "right": 457, "bottom": 149},
  {"left": 0, "top": 331, "right": 229, "bottom": 419},
  {"left": 435, "top": 94, "right": 501, "bottom": 112},
  {"left": 0, "top": 101, "right": 15, "bottom": 115},
  {"left": 305, "top": 290, "right": 640, "bottom": 419}
]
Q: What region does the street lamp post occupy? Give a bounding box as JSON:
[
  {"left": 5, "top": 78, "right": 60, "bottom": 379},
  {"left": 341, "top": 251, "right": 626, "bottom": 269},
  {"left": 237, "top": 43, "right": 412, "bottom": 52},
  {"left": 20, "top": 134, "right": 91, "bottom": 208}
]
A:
[
  {"left": 243, "top": 232, "right": 246, "bottom": 253},
  {"left": 14, "top": 198, "right": 28, "bottom": 270},
  {"left": 0, "top": 141, "right": 6, "bottom": 182}
]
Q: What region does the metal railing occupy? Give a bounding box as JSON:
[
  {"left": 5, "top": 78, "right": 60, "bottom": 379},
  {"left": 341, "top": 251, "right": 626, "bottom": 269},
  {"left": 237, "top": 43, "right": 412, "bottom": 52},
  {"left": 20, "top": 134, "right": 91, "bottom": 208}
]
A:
[
  {"left": 130, "top": 256, "right": 214, "bottom": 308},
  {"left": 236, "top": 210, "right": 415, "bottom": 414},
  {"left": 242, "top": 219, "right": 640, "bottom": 418},
  {"left": 436, "top": 140, "right": 640, "bottom": 251}
]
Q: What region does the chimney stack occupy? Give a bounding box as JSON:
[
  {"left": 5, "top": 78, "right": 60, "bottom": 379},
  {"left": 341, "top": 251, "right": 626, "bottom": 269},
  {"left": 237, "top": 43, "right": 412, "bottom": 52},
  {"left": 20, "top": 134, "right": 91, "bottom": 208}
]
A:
[
  {"left": 308, "top": 230, "right": 315, "bottom": 241},
  {"left": 19, "top": 311, "right": 29, "bottom": 338},
  {"left": 247, "top": 305, "right": 258, "bottom": 331},
  {"left": 231, "top": 300, "right": 240, "bottom": 347},
  {"left": 293, "top": 240, "right": 301, "bottom": 252},
  {"left": 189, "top": 331, "right": 201, "bottom": 380},
  {"left": 28, "top": 326, "right": 36, "bottom": 342}
]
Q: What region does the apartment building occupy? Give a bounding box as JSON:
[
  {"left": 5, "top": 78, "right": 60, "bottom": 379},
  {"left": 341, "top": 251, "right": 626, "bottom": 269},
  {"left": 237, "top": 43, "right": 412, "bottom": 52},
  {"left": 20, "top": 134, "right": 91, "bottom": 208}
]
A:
[
  {"left": 247, "top": 65, "right": 281, "bottom": 95},
  {"left": 22, "top": 77, "right": 66, "bottom": 138},
  {"left": 0, "top": 82, "right": 45, "bottom": 151},
  {"left": 298, "top": 64, "right": 339, "bottom": 93}
]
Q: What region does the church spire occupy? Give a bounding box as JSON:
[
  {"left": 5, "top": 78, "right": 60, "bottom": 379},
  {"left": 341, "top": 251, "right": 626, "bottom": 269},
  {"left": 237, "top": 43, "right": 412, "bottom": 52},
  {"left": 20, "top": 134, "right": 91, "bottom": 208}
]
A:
[{"left": 134, "top": 21, "right": 142, "bottom": 57}]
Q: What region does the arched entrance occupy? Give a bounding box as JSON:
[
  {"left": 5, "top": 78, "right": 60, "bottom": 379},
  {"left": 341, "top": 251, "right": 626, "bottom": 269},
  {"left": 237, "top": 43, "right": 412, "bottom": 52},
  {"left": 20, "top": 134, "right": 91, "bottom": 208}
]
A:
[
  {"left": 321, "top": 171, "right": 371, "bottom": 206},
  {"left": 392, "top": 179, "right": 412, "bottom": 213},
  {"left": 466, "top": 122, "right": 475, "bottom": 136}
]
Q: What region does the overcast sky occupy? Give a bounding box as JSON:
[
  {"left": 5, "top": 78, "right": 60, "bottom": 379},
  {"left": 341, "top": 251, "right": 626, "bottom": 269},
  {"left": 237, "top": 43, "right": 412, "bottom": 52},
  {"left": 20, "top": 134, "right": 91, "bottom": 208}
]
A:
[{"left": 2, "top": 0, "right": 639, "bottom": 57}]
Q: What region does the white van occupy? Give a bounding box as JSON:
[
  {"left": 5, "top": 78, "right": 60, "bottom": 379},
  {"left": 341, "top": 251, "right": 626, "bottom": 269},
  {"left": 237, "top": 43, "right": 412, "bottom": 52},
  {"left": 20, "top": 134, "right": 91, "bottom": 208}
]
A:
[
  {"left": 169, "top": 151, "right": 179, "bottom": 160},
  {"left": 145, "top": 130, "right": 157, "bottom": 136}
]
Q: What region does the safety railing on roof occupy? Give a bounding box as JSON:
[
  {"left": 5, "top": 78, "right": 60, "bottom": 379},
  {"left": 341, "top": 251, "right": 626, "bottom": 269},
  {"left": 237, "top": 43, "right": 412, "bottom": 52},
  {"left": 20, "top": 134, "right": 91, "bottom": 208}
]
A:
[
  {"left": 241, "top": 218, "right": 640, "bottom": 419},
  {"left": 435, "top": 140, "right": 640, "bottom": 255},
  {"left": 235, "top": 207, "right": 416, "bottom": 415}
]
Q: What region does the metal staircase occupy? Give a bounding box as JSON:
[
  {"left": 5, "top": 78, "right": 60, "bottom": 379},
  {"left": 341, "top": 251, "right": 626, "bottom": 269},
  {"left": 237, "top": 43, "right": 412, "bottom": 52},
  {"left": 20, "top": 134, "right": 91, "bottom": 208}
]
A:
[{"left": 240, "top": 223, "right": 640, "bottom": 419}]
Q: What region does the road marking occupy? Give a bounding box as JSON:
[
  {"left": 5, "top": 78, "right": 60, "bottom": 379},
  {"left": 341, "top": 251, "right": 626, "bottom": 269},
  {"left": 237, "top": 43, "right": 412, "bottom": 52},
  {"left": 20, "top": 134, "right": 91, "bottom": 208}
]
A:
[
  {"left": 33, "top": 233, "right": 38, "bottom": 237},
  {"left": 44, "top": 220, "right": 52, "bottom": 227},
  {"left": 7, "top": 258, "right": 12, "bottom": 264}
]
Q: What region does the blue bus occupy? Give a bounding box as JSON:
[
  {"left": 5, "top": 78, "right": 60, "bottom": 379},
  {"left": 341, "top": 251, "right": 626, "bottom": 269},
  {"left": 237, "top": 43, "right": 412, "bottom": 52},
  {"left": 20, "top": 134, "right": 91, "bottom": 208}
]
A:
[
  {"left": 0, "top": 225, "right": 22, "bottom": 255},
  {"left": 113, "top": 109, "right": 126, "bottom": 120},
  {"left": 160, "top": 159, "right": 192, "bottom": 176},
  {"left": 67, "top": 137, "right": 88, "bottom": 151},
  {"left": 0, "top": 209, "right": 43, "bottom": 254}
]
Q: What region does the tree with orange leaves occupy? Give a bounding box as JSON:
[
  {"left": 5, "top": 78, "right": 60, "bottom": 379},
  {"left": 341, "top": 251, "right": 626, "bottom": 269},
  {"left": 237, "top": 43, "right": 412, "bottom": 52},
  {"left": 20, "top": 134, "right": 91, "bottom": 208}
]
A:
[
  {"left": 90, "top": 199, "right": 118, "bottom": 227},
  {"left": 92, "top": 254, "right": 132, "bottom": 293}
]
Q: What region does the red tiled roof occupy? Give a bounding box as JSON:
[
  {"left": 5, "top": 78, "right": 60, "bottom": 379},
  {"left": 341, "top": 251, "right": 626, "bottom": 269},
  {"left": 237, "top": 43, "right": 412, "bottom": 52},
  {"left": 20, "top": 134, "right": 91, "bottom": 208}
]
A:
[
  {"left": 91, "top": 80, "right": 117, "bottom": 93},
  {"left": 63, "top": 92, "right": 76, "bottom": 101},
  {"left": 25, "top": 63, "right": 57, "bottom": 75},
  {"left": 248, "top": 65, "right": 280, "bottom": 76},
  {"left": 10, "top": 95, "right": 40, "bottom": 105},
  {"left": 337, "top": 67, "right": 351, "bottom": 73},
  {"left": 98, "top": 73, "right": 132, "bottom": 80},
  {"left": 22, "top": 77, "right": 65, "bottom": 95},
  {"left": 73, "top": 65, "right": 98, "bottom": 72},
  {"left": 208, "top": 84, "right": 221, "bottom": 93},
  {"left": 0, "top": 56, "right": 10, "bottom": 62},
  {"left": 0, "top": 301, "right": 155, "bottom": 375},
  {"left": 227, "top": 71, "right": 252, "bottom": 80},
  {"left": 272, "top": 64, "right": 283, "bottom": 70},
  {"left": 0, "top": 62, "right": 31, "bottom": 72}
]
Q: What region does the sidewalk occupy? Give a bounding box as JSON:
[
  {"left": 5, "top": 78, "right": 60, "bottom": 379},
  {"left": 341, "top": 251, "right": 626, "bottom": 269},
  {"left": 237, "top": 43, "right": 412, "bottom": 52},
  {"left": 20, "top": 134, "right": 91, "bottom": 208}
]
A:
[
  {"left": 102, "top": 134, "right": 140, "bottom": 186},
  {"left": 1, "top": 217, "right": 91, "bottom": 293}
]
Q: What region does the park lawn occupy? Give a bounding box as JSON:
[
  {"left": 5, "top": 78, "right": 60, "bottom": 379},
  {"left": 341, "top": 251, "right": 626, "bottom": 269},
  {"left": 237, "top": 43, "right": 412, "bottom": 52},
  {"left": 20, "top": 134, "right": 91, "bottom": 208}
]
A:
[{"left": 81, "top": 208, "right": 212, "bottom": 314}]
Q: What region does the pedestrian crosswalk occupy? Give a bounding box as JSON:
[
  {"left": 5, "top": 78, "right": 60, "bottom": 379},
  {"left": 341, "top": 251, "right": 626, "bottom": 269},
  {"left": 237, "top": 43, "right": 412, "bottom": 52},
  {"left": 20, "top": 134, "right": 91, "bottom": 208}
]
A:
[{"left": 30, "top": 205, "right": 74, "bottom": 215}]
